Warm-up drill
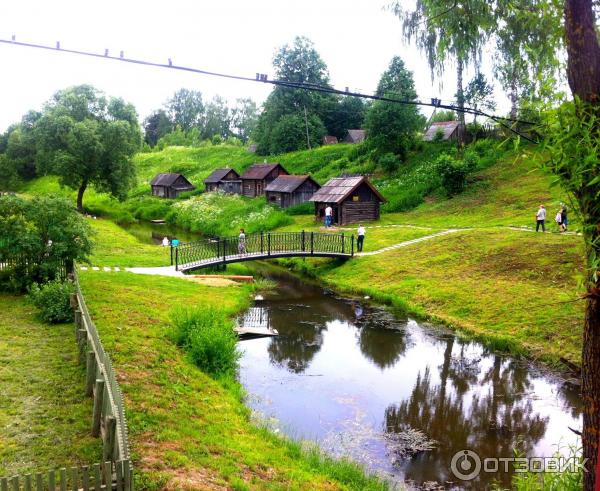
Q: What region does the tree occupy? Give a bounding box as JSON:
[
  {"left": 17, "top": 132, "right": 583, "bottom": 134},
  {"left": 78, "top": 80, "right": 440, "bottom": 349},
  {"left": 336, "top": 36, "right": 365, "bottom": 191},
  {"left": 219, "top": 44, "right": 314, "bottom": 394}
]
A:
[
  {"left": 144, "top": 110, "right": 172, "bottom": 147},
  {"left": 462, "top": 73, "right": 496, "bottom": 123},
  {"left": 269, "top": 112, "right": 326, "bottom": 154},
  {"left": 430, "top": 110, "right": 457, "bottom": 122},
  {"left": 324, "top": 96, "right": 367, "bottom": 140},
  {"left": 230, "top": 98, "right": 258, "bottom": 142},
  {"left": 364, "top": 56, "right": 425, "bottom": 159},
  {"left": 253, "top": 36, "right": 334, "bottom": 154},
  {"left": 391, "top": 0, "right": 494, "bottom": 135},
  {"left": 35, "top": 85, "right": 141, "bottom": 212},
  {"left": 165, "top": 88, "right": 204, "bottom": 131},
  {"left": 202, "top": 95, "right": 231, "bottom": 140},
  {"left": 0, "top": 195, "right": 92, "bottom": 291}
]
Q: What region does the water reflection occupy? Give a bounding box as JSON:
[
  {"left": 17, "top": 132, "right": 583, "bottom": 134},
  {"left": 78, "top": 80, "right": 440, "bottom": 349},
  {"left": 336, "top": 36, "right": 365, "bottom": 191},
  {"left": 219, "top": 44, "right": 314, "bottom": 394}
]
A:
[{"left": 238, "top": 273, "right": 582, "bottom": 489}]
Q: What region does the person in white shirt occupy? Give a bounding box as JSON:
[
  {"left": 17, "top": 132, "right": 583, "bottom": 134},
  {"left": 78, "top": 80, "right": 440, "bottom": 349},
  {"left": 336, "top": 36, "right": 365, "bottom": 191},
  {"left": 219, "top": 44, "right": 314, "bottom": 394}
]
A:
[
  {"left": 357, "top": 224, "right": 366, "bottom": 252},
  {"left": 162, "top": 236, "right": 169, "bottom": 247},
  {"left": 238, "top": 228, "right": 246, "bottom": 254},
  {"left": 324, "top": 205, "right": 333, "bottom": 227},
  {"left": 535, "top": 205, "right": 546, "bottom": 232}
]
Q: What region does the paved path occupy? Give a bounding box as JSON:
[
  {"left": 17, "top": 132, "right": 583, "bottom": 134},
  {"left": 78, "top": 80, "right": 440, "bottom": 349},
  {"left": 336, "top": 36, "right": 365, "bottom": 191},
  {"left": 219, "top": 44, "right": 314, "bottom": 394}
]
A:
[{"left": 355, "top": 229, "right": 460, "bottom": 257}]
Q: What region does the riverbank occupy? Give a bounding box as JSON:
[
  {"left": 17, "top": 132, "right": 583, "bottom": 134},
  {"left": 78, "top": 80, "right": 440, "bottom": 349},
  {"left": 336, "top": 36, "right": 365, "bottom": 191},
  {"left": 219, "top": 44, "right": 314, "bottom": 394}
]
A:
[
  {"left": 78, "top": 270, "right": 388, "bottom": 490},
  {"left": 0, "top": 295, "right": 101, "bottom": 477}
]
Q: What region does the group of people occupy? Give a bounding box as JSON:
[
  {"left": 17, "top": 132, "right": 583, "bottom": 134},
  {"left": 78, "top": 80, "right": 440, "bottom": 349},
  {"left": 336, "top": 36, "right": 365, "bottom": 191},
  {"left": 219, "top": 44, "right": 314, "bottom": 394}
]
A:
[{"left": 535, "top": 204, "right": 568, "bottom": 232}]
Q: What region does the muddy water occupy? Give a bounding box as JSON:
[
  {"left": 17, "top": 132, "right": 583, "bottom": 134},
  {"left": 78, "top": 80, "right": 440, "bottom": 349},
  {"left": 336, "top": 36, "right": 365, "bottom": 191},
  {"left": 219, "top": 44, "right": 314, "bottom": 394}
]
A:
[{"left": 238, "top": 272, "right": 582, "bottom": 489}]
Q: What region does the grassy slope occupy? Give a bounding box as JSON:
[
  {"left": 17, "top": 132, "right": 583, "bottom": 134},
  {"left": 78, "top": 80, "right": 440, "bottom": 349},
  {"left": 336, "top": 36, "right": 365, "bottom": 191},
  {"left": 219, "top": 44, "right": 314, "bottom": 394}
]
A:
[
  {"left": 0, "top": 295, "right": 101, "bottom": 476},
  {"left": 79, "top": 271, "right": 387, "bottom": 491}
]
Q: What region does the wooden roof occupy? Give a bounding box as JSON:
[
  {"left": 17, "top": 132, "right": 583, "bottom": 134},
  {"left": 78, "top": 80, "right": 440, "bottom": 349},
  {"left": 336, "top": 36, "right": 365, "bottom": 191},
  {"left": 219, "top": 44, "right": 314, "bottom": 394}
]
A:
[
  {"left": 309, "top": 176, "right": 386, "bottom": 204},
  {"left": 240, "top": 163, "right": 286, "bottom": 180},
  {"left": 345, "top": 129, "right": 366, "bottom": 143},
  {"left": 423, "top": 121, "right": 460, "bottom": 141},
  {"left": 204, "top": 168, "right": 239, "bottom": 183},
  {"left": 150, "top": 173, "right": 194, "bottom": 188},
  {"left": 264, "top": 175, "right": 319, "bottom": 193}
]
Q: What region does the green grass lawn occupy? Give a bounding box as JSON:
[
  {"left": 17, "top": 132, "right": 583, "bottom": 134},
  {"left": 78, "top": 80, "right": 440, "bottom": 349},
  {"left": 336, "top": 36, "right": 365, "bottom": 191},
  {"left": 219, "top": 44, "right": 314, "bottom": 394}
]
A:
[
  {"left": 307, "top": 228, "right": 585, "bottom": 366},
  {"left": 79, "top": 271, "right": 387, "bottom": 490},
  {"left": 0, "top": 295, "right": 101, "bottom": 477}
]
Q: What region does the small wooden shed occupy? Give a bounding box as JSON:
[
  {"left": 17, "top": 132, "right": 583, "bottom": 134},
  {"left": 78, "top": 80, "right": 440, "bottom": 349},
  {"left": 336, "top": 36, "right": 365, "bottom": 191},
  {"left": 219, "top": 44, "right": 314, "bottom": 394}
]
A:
[
  {"left": 423, "top": 121, "right": 461, "bottom": 141},
  {"left": 150, "top": 173, "right": 195, "bottom": 199},
  {"left": 204, "top": 168, "right": 241, "bottom": 194},
  {"left": 240, "top": 163, "right": 288, "bottom": 198},
  {"left": 344, "top": 129, "right": 366, "bottom": 144},
  {"left": 265, "top": 175, "right": 321, "bottom": 208},
  {"left": 309, "top": 175, "right": 386, "bottom": 225}
]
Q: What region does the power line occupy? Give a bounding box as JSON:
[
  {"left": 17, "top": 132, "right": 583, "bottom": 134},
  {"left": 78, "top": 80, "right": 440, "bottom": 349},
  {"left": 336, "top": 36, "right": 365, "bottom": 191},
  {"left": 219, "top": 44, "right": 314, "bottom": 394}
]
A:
[{"left": 0, "top": 36, "right": 539, "bottom": 142}]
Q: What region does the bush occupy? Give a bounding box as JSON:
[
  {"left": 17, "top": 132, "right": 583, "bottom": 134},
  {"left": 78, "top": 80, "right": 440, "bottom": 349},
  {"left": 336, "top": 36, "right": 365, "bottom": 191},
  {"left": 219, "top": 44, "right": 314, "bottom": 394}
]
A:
[
  {"left": 378, "top": 153, "right": 401, "bottom": 174},
  {"left": 28, "top": 280, "right": 75, "bottom": 323},
  {"left": 437, "top": 153, "right": 470, "bottom": 196},
  {"left": 169, "top": 306, "right": 240, "bottom": 377},
  {"left": 285, "top": 202, "right": 313, "bottom": 216}
]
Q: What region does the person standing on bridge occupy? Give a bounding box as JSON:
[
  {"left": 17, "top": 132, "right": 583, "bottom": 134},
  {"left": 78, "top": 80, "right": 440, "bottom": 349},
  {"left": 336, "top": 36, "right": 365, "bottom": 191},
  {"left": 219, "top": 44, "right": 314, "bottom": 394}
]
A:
[
  {"left": 535, "top": 205, "right": 546, "bottom": 232},
  {"left": 325, "top": 205, "right": 333, "bottom": 228},
  {"left": 238, "top": 228, "right": 246, "bottom": 254},
  {"left": 357, "top": 224, "right": 366, "bottom": 252}
]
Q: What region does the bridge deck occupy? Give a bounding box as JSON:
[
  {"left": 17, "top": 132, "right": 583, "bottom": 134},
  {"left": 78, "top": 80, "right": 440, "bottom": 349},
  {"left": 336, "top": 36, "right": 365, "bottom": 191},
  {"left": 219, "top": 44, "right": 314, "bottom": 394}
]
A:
[
  {"left": 174, "top": 231, "right": 354, "bottom": 272},
  {"left": 177, "top": 251, "right": 351, "bottom": 272}
]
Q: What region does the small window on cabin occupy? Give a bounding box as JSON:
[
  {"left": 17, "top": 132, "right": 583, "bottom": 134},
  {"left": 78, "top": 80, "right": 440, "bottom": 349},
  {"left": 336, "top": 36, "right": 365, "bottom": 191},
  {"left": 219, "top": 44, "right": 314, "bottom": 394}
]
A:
[
  {"left": 352, "top": 195, "right": 359, "bottom": 202},
  {"left": 269, "top": 195, "right": 276, "bottom": 202}
]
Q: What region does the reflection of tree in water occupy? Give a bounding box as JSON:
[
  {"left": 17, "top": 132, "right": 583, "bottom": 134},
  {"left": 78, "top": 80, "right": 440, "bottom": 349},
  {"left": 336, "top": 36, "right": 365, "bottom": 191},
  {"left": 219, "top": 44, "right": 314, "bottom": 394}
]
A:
[
  {"left": 384, "top": 336, "right": 549, "bottom": 487},
  {"left": 267, "top": 311, "right": 326, "bottom": 374},
  {"left": 356, "top": 309, "right": 409, "bottom": 370}
]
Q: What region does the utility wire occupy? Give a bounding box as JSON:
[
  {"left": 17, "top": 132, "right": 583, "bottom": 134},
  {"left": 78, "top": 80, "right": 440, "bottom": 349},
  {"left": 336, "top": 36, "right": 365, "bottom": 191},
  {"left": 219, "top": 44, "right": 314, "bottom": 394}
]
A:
[{"left": 0, "top": 36, "right": 539, "bottom": 143}]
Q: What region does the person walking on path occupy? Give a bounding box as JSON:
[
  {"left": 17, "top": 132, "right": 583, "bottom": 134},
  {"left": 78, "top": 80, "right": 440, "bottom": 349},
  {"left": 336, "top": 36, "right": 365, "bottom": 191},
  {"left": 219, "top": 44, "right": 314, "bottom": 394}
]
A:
[
  {"left": 162, "top": 236, "right": 170, "bottom": 247},
  {"left": 555, "top": 209, "right": 562, "bottom": 231},
  {"left": 238, "top": 228, "right": 246, "bottom": 254},
  {"left": 324, "top": 205, "right": 333, "bottom": 228},
  {"left": 535, "top": 205, "right": 546, "bottom": 232},
  {"left": 560, "top": 205, "right": 568, "bottom": 232},
  {"left": 357, "top": 224, "right": 366, "bottom": 252}
]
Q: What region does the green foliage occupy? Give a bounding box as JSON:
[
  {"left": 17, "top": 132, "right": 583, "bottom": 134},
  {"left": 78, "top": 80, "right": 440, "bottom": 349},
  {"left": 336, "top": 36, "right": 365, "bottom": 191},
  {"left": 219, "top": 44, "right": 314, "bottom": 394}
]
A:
[
  {"left": 28, "top": 279, "right": 75, "bottom": 323},
  {"left": 269, "top": 112, "right": 326, "bottom": 154},
  {"left": 143, "top": 110, "right": 172, "bottom": 147},
  {"left": 284, "top": 201, "right": 313, "bottom": 216},
  {"left": 165, "top": 88, "right": 204, "bottom": 132},
  {"left": 364, "top": 57, "right": 425, "bottom": 159},
  {"left": 166, "top": 191, "right": 292, "bottom": 236},
  {"left": 463, "top": 72, "right": 496, "bottom": 122},
  {"left": 169, "top": 306, "right": 240, "bottom": 377},
  {"left": 378, "top": 153, "right": 401, "bottom": 174},
  {"left": 432, "top": 128, "right": 445, "bottom": 142},
  {"left": 35, "top": 85, "right": 141, "bottom": 211},
  {"left": 437, "top": 153, "right": 474, "bottom": 196},
  {"left": 430, "top": 110, "right": 457, "bottom": 122},
  {"left": 0, "top": 195, "right": 92, "bottom": 291}
]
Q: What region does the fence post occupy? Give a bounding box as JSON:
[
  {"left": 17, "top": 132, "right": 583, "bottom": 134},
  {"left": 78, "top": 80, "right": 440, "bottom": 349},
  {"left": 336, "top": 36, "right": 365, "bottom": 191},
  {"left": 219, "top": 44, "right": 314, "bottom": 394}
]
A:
[
  {"left": 311, "top": 232, "right": 314, "bottom": 255},
  {"left": 69, "top": 293, "right": 78, "bottom": 309},
  {"left": 175, "top": 247, "right": 179, "bottom": 271},
  {"left": 86, "top": 351, "right": 96, "bottom": 397},
  {"left": 260, "top": 232, "right": 264, "bottom": 254},
  {"left": 341, "top": 233, "right": 345, "bottom": 254},
  {"left": 103, "top": 416, "right": 116, "bottom": 463},
  {"left": 74, "top": 309, "right": 82, "bottom": 335},
  {"left": 91, "top": 379, "right": 105, "bottom": 437},
  {"left": 301, "top": 231, "right": 305, "bottom": 252},
  {"left": 170, "top": 245, "right": 173, "bottom": 266},
  {"left": 351, "top": 235, "right": 354, "bottom": 257},
  {"left": 48, "top": 470, "right": 55, "bottom": 491},
  {"left": 267, "top": 233, "right": 271, "bottom": 256}
]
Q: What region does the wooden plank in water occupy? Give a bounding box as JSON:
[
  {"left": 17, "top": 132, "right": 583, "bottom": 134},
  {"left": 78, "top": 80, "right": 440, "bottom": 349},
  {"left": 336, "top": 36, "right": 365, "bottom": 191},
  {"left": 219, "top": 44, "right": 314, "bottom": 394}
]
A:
[{"left": 235, "top": 327, "right": 279, "bottom": 339}]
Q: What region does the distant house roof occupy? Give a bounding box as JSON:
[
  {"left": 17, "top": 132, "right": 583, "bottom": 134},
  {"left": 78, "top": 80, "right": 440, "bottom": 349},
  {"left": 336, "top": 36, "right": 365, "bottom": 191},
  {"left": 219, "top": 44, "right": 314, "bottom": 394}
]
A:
[
  {"left": 309, "top": 176, "right": 386, "bottom": 204},
  {"left": 265, "top": 175, "right": 319, "bottom": 194},
  {"left": 323, "top": 135, "right": 338, "bottom": 145},
  {"left": 345, "top": 129, "right": 366, "bottom": 143},
  {"left": 150, "top": 173, "right": 194, "bottom": 188},
  {"left": 423, "top": 121, "right": 460, "bottom": 141},
  {"left": 204, "top": 168, "right": 240, "bottom": 184},
  {"left": 240, "top": 163, "right": 286, "bottom": 180}
]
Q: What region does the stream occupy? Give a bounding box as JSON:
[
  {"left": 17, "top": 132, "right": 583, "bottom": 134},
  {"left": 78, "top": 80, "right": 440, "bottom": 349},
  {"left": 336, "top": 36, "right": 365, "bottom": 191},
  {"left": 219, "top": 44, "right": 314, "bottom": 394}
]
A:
[{"left": 119, "top": 221, "right": 583, "bottom": 489}]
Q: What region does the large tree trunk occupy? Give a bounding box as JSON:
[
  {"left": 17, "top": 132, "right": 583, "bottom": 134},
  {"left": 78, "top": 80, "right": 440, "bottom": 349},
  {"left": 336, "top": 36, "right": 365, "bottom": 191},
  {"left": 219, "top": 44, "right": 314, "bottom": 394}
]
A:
[
  {"left": 564, "top": 2, "right": 600, "bottom": 490},
  {"left": 456, "top": 58, "right": 466, "bottom": 143},
  {"left": 76, "top": 180, "right": 88, "bottom": 213}
]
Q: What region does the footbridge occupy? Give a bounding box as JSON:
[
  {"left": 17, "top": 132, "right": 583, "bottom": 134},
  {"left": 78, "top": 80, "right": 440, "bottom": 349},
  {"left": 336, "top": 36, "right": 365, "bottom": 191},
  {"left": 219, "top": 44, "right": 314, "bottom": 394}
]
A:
[{"left": 174, "top": 231, "right": 354, "bottom": 272}]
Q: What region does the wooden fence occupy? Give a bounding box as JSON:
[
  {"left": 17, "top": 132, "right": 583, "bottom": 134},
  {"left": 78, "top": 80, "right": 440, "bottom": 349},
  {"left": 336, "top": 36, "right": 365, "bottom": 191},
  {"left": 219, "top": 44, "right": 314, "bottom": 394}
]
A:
[{"left": 0, "top": 268, "right": 134, "bottom": 490}]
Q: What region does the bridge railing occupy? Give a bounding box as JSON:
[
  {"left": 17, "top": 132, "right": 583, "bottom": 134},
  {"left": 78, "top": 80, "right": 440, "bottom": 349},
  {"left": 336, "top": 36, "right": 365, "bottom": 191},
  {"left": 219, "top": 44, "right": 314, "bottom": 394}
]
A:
[{"left": 175, "top": 231, "right": 354, "bottom": 270}]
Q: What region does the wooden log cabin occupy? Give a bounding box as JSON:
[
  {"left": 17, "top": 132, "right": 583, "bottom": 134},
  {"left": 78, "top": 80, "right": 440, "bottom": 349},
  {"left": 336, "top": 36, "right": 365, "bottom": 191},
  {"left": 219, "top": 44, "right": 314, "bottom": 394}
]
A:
[
  {"left": 264, "top": 175, "right": 320, "bottom": 208},
  {"left": 309, "top": 175, "right": 386, "bottom": 225},
  {"left": 150, "top": 173, "right": 195, "bottom": 199},
  {"left": 204, "top": 168, "right": 241, "bottom": 194},
  {"left": 240, "top": 163, "right": 288, "bottom": 198}
]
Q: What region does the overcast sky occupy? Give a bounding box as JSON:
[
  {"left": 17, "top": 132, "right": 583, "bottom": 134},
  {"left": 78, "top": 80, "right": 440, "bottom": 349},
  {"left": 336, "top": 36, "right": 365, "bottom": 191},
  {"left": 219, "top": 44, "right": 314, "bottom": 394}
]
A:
[{"left": 0, "top": 0, "right": 506, "bottom": 132}]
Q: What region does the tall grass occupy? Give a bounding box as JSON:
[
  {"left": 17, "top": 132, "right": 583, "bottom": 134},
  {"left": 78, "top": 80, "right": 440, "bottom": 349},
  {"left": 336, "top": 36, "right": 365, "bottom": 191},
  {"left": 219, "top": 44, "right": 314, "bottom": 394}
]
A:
[{"left": 169, "top": 306, "right": 241, "bottom": 377}]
